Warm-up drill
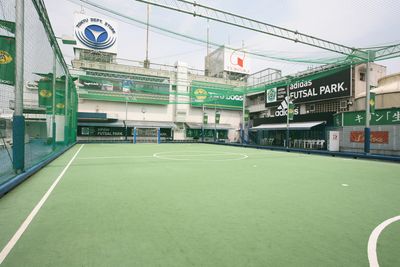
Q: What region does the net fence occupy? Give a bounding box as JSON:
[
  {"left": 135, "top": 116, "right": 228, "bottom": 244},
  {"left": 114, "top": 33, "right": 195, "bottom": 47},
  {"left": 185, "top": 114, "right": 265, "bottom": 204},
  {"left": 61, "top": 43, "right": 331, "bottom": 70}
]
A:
[{"left": 0, "top": 0, "right": 77, "bottom": 187}]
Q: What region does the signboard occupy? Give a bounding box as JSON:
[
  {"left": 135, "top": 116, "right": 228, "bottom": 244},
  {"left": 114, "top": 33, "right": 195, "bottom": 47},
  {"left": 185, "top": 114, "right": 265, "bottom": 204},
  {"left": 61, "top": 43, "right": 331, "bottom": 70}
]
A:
[
  {"left": 79, "top": 126, "right": 125, "bottom": 137},
  {"left": 206, "top": 46, "right": 251, "bottom": 76},
  {"left": 350, "top": 131, "right": 388, "bottom": 144},
  {"left": 265, "top": 68, "right": 351, "bottom": 107},
  {"left": 191, "top": 86, "right": 243, "bottom": 110},
  {"left": 74, "top": 14, "right": 118, "bottom": 54},
  {"left": 333, "top": 108, "right": 400, "bottom": 126},
  {"left": 78, "top": 126, "right": 172, "bottom": 138},
  {"left": 224, "top": 47, "right": 250, "bottom": 74},
  {"left": 328, "top": 131, "right": 340, "bottom": 151}
]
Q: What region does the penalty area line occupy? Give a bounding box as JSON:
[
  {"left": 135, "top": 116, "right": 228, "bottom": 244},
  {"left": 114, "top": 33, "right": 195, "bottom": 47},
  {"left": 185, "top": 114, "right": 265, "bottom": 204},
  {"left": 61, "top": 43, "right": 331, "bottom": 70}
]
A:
[
  {"left": 0, "top": 144, "right": 85, "bottom": 265},
  {"left": 367, "top": 215, "right": 400, "bottom": 267}
]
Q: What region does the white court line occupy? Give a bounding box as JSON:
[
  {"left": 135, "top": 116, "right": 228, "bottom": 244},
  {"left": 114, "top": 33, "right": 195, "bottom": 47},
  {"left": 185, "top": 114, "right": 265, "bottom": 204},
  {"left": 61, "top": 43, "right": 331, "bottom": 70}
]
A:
[
  {"left": 79, "top": 155, "right": 154, "bottom": 160},
  {"left": 367, "top": 215, "right": 400, "bottom": 267},
  {"left": 153, "top": 151, "right": 248, "bottom": 161},
  {"left": 0, "top": 144, "right": 85, "bottom": 265}
]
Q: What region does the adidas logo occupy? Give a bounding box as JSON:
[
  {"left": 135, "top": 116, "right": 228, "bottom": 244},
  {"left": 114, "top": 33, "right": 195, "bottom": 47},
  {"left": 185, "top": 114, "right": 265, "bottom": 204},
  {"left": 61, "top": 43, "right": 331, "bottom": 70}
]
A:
[
  {"left": 275, "top": 96, "right": 299, "bottom": 117},
  {"left": 277, "top": 96, "right": 290, "bottom": 111}
]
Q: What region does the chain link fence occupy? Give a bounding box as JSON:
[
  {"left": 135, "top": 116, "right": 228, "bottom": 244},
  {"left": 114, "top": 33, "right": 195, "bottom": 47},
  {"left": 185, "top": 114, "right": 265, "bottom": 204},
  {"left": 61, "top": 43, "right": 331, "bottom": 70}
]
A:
[{"left": 0, "top": 0, "right": 77, "bottom": 189}]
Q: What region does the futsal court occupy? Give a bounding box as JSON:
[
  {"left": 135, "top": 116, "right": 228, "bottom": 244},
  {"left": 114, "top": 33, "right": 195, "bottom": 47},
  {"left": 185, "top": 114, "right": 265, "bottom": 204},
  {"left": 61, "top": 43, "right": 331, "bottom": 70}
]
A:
[{"left": 0, "top": 143, "right": 399, "bottom": 266}]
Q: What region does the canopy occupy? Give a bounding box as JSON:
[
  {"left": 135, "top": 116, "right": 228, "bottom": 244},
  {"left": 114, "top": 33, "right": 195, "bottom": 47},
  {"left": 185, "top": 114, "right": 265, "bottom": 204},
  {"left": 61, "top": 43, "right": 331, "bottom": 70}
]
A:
[
  {"left": 125, "top": 120, "right": 176, "bottom": 128},
  {"left": 250, "top": 121, "right": 326, "bottom": 131},
  {"left": 186, "top": 122, "right": 233, "bottom": 130}
]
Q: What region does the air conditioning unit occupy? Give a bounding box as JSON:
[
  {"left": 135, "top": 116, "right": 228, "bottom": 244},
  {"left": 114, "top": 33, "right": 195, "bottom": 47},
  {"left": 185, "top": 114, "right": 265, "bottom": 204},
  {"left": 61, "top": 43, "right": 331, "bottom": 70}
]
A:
[{"left": 340, "top": 100, "right": 347, "bottom": 109}]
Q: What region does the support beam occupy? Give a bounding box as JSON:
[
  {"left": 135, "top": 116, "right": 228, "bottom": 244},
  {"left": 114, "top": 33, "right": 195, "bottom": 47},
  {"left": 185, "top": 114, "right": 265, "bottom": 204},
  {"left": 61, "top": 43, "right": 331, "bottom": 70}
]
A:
[{"left": 136, "top": 0, "right": 366, "bottom": 58}]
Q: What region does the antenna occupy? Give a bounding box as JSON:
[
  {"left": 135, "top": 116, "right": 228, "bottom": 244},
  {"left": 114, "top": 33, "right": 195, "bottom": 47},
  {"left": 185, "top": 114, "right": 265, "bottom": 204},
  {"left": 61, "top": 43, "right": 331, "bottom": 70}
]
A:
[{"left": 144, "top": 4, "right": 150, "bottom": 68}]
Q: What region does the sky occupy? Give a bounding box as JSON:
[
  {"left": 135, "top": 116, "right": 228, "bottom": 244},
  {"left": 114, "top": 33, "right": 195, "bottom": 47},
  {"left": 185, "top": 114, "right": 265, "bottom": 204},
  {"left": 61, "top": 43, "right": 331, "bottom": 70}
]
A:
[{"left": 43, "top": 0, "right": 400, "bottom": 77}]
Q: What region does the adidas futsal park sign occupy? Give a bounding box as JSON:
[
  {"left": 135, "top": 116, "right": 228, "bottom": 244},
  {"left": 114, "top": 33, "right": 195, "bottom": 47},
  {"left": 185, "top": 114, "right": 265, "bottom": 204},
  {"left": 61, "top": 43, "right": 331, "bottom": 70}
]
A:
[{"left": 265, "top": 68, "right": 351, "bottom": 107}]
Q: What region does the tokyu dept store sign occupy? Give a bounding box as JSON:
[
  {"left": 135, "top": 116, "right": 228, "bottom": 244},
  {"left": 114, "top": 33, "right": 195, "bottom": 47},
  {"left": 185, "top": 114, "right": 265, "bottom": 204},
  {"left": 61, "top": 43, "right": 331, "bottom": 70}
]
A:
[
  {"left": 265, "top": 68, "right": 351, "bottom": 107},
  {"left": 74, "top": 14, "right": 118, "bottom": 54}
]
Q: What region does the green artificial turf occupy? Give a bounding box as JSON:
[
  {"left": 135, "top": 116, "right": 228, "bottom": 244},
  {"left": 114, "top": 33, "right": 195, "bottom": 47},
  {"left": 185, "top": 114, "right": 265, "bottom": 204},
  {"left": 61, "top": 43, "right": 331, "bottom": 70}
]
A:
[{"left": 0, "top": 143, "right": 399, "bottom": 266}]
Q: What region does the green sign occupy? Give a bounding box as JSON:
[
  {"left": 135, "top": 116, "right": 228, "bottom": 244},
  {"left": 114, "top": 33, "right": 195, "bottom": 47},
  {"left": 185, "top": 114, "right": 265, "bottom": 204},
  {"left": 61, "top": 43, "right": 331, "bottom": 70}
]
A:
[
  {"left": 333, "top": 108, "right": 400, "bottom": 126},
  {"left": 191, "top": 86, "right": 243, "bottom": 110},
  {"left": 0, "top": 36, "right": 15, "bottom": 85}
]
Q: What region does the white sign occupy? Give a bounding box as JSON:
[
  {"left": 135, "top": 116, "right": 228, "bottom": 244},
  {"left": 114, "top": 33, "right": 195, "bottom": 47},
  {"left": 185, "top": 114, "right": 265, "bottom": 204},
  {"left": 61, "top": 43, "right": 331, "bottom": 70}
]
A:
[
  {"left": 328, "top": 131, "right": 340, "bottom": 151},
  {"left": 206, "top": 46, "right": 251, "bottom": 76},
  {"left": 224, "top": 47, "right": 250, "bottom": 74},
  {"left": 74, "top": 14, "right": 118, "bottom": 54}
]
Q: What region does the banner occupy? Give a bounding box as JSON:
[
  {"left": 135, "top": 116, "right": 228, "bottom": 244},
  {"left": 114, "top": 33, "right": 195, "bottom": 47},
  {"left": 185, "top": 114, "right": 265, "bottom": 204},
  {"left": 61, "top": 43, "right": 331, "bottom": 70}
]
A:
[
  {"left": 79, "top": 75, "right": 170, "bottom": 105},
  {"left": 333, "top": 108, "right": 400, "bottom": 126},
  {"left": 350, "top": 131, "right": 388, "bottom": 144},
  {"left": 191, "top": 85, "right": 243, "bottom": 110},
  {"left": 265, "top": 68, "right": 351, "bottom": 107},
  {"left": 288, "top": 103, "right": 295, "bottom": 120},
  {"left": 244, "top": 109, "right": 250, "bottom": 122},
  {"left": 370, "top": 92, "right": 376, "bottom": 114},
  {"left": 0, "top": 36, "right": 15, "bottom": 85},
  {"left": 0, "top": 20, "right": 15, "bottom": 34},
  {"left": 203, "top": 113, "right": 208, "bottom": 124},
  {"left": 38, "top": 77, "right": 65, "bottom": 115},
  {"left": 215, "top": 112, "right": 220, "bottom": 124}
]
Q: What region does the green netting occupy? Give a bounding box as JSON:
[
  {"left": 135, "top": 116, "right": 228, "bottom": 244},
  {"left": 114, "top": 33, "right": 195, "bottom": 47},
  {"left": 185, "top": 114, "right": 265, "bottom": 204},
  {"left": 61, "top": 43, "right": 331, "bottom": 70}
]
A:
[{"left": 0, "top": 0, "right": 78, "bottom": 188}]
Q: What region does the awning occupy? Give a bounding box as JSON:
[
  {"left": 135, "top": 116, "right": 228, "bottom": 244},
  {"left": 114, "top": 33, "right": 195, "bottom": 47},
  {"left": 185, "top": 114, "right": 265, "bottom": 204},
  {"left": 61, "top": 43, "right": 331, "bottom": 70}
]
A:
[
  {"left": 78, "top": 121, "right": 125, "bottom": 127},
  {"left": 186, "top": 122, "right": 233, "bottom": 130},
  {"left": 251, "top": 121, "right": 326, "bottom": 131},
  {"left": 125, "top": 120, "right": 176, "bottom": 128}
]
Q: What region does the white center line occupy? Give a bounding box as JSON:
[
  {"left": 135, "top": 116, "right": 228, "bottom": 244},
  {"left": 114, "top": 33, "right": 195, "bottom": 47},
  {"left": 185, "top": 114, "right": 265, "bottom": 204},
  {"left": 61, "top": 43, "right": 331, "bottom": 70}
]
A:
[{"left": 0, "top": 144, "right": 85, "bottom": 265}]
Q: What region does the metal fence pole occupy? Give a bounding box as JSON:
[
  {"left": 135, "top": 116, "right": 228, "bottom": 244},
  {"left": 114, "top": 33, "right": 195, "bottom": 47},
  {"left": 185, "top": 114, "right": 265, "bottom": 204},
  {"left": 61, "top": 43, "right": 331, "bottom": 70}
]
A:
[
  {"left": 364, "top": 52, "right": 371, "bottom": 153},
  {"left": 64, "top": 76, "right": 69, "bottom": 145},
  {"left": 286, "top": 83, "right": 290, "bottom": 149},
  {"left": 52, "top": 51, "right": 57, "bottom": 150},
  {"left": 13, "top": 0, "right": 25, "bottom": 173}
]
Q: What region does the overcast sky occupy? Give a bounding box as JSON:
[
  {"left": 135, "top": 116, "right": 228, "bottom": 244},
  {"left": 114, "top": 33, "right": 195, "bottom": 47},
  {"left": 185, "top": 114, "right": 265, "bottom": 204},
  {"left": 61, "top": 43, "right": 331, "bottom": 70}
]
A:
[{"left": 44, "top": 0, "right": 400, "bottom": 76}]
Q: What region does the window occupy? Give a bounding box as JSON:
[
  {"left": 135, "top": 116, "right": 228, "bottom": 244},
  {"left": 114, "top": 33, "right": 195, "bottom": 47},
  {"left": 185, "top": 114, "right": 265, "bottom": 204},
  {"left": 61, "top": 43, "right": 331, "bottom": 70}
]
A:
[{"left": 360, "top": 72, "right": 366, "bottom": 81}]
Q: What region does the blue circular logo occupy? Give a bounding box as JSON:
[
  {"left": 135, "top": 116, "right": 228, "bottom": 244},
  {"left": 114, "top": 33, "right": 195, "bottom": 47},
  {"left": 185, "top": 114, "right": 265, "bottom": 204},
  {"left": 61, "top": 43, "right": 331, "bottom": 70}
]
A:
[{"left": 75, "top": 22, "right": 116, "bottom": 50}]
